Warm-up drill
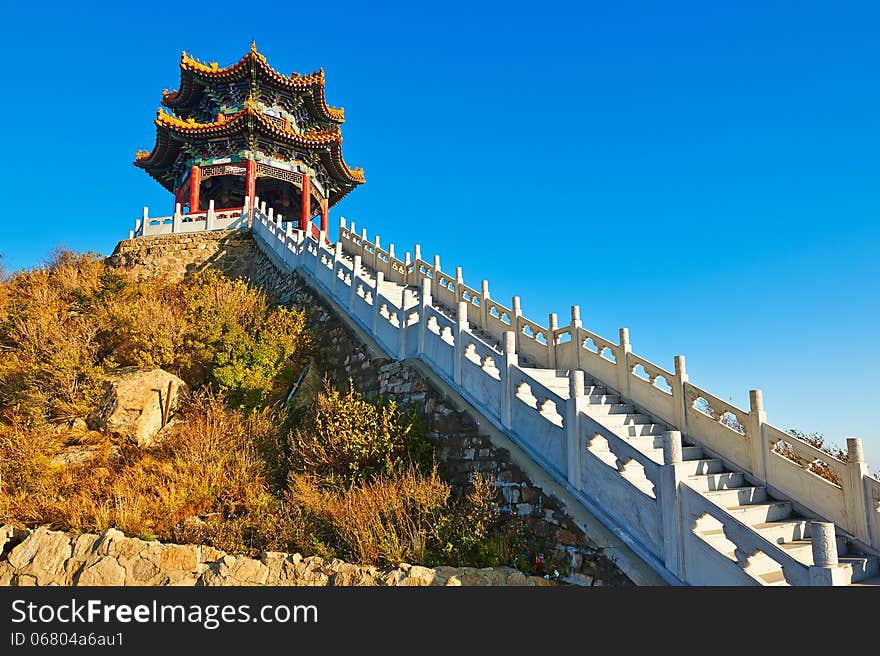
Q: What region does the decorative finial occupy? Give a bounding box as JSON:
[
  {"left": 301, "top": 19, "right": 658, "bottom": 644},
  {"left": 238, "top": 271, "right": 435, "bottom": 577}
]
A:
[{"left": 250, "top": 40, "right": 257, "bottom": 53}]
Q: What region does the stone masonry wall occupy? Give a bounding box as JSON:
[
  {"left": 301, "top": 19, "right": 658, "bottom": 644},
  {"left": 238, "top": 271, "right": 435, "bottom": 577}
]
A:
[
  {"left": 106, "top": 230, "right": 254, "bottom": 282},
  {"left": 0, "top": 526, "right": 552, "bottom": 587},
  {"left": 104, "top": 230, "right": 633, "bottom": 586}
]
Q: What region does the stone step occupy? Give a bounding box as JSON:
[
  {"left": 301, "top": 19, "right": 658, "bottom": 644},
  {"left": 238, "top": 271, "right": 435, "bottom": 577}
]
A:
[
  {"left": 594, "top": 412, "right": 654, "bottom": 426},
  {"left": 777, "top": 538, "right": 851, "bottom": 566},
  {"left": 647, "top": 445, "right": 704, "bottom": 463},
  {"left": 611, "top": 424, "right": 665, "bottom": 439},
  {"left": 586, "top": 394, "right": 621, "bottom": 405},
  {"left": 751, "top": 520, "right": 812, "bottom": 545},
  {"left": 756, "top": 570, "right": 789, "bottom": 586},
  {"left": 841, "top": 556, "right": 880, "bottom": 583},
  {"left": 704, "top": 486, "right": 768, "bottom": 506},
  {"left": 585, "top": 403, "right": 635, "bottom": 415},
  {"left": 726, "top": 501, "right": 793, "bottom": 524},
  {"left": 681, "top": 459, "right": 725, "bottom": 476},
  {"left": 687, "top": 472, "right": 745, "bottom": 491},
  {"left": 707, "top": 545, "right": 784, "bottom": 577}
]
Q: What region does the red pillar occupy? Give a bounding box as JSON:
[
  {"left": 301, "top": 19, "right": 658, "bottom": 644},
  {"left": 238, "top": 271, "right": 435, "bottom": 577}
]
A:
[
  {"left": 245, "top": 157, "right": 256, "bottom": 209},
  {"left": 320, "top": 197, "right": 329, "bottom": 237},
  {"left": 188, "top": 165, "right": 201, "bottom": 214},
  {"left": 300, "top": 173, "right": 311, "bottom": 232}
]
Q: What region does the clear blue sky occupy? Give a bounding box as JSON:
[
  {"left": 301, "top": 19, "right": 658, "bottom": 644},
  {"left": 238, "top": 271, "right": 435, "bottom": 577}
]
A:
[{"left": 1, "top": 1, "right": 878, "bottom": 466}]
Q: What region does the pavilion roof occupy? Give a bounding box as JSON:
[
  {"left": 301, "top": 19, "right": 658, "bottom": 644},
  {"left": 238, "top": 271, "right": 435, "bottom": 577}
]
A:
[
  {"left": 135, "top": 100, "right": 364, "bottom": 203},
  {"left": 162, "top": 43, "right": 345, "bottom": 124}
]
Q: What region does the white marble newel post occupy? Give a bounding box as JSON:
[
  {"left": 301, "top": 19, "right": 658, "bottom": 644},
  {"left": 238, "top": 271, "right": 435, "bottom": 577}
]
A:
[
  {"left": 512, "top": 296, "right": 522, "bottom": 355},
  {"left": 453, "top": 300, "right": 469, "bottom": 386},
  {"left": 565, "top": 370, "right": 587, "bottom": 489},
  {"left": 500, "top": 331, "right": 517, "bottom": 430},
  {"left": 660, "top": 430, "right": 685, "bottom": 580},
  {"left": 845, "top": 437, "right": 871, "bottom": 543},
  {"left": 172, "top": 203, "right": 182, "bottom": 233},
  {"left": 809, "top": 522, "right": 849, "bottom": 585},
  {"left": 617, "top": 328, "right": 632, "bottom": 400},
  {"left": 397, "top": 286, "right": 408, "bottom": 359},
  {"left": 350, "top": 254, "right": 361, "bottom": 313},
  {"left": 548, "top": 313, "right": 558, "bottom": 369},
  {"left": 747, "top": 390, "right": 768, "bottom": 483},
  {"left": 672, "top": 355, "right": 689, "bottom": 433},
  {"left": 418, "top": 277, "right": 432, "bottom": 356},
  {"left": 570, "top": 306, "right": 582, "bottom": 372},
  {"left": 372, "top": 271, "right": 384, "bottom": 334},
  {"left": 480, "top": 280, "right": 490, "bottom": 332}
]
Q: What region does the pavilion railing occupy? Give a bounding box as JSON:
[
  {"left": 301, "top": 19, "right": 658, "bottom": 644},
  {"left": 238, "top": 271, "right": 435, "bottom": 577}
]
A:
[{"left": 131, "top": 201, "right": 248, "bottom": 238}]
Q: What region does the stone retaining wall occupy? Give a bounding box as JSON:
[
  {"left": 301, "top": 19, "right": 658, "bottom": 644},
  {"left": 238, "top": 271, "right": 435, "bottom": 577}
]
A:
[
  {"left": 0, "top": 526, "right": 552, "bottom": 587},
  {"left": 106, "top": 230, "right": 254, "bottom": 282}
]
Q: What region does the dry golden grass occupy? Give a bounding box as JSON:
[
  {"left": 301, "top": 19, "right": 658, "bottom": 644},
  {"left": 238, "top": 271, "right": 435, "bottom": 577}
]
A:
[{"left": 0, "top": 251, "right": 548, "bottom": 571}]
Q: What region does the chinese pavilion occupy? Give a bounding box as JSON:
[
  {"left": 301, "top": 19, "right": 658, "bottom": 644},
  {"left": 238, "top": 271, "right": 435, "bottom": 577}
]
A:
[{"left": 135, "top": 43, "right": 364, "bottom": 233}]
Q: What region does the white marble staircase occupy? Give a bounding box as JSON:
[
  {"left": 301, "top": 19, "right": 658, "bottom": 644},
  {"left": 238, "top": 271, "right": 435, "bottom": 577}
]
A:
[{"left": 243, "top": 207, "right": 880, "bottom": 586}]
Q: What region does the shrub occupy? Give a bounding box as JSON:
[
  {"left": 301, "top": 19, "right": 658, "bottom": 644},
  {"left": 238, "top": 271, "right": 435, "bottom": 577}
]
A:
[
  {"left": 283, "top": 382, "right": 432, "bottom": 490},
  {"left": 0, "top": 254, "right": 311, "bottom": 421}
]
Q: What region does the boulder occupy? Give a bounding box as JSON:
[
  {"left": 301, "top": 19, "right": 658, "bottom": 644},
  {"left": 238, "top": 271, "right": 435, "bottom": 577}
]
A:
[
  {"left": 49, "top": 444, "right": 122, "bottom": 468},
  {"left": 88, "top": 368, "right": 188, "bottom": 446}
]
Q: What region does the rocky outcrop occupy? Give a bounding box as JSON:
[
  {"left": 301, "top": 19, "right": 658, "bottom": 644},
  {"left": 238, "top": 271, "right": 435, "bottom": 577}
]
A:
[
  {"left": 0, "top": 526, "right": 555, "bottom": 587},
  {"left": 88, "top": 368, "right": 187, "bottom": 447}
]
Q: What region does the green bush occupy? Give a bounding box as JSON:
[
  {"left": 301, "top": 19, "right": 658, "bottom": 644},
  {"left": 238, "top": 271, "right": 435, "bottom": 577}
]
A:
[{"left": 283, "top": 382, "right": 432, "bottom": 490}]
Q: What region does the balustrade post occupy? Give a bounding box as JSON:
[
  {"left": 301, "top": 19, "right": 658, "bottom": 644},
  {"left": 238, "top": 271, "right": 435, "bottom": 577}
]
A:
[
  {"left": 432, "top": 255, "right": 441, "bottom": 299},
  {"left": 500, "top": 331, "right": 518, "bottom": 430},
  {"left": 206, "top": 200, "right": 216, "bottom": 231},
  {"left": 388, "top": 243, "right": 395, "bottom": 279},
  {"left": 332, "top": 242, "right": 343, "bottom": 296},
  {"left": 455, "top": 267, "right": 464, "bottom": 304},
  {"left": 418, "top": 276, "right": 432, "bottom": 356},
  {"left": 809, "top": 522, "right": 850, "bottom": 585},
  {"left": 413, "top": 244, "right": 422, "bottom": 288},
  {"left": 570, "top": 305, "right": 582, "bottom": 372},
  {"left": 242, "top": 196, "right": 250, "bottom": 225},
  {"left": 512, "top": 296, "right": 522, "bottom": 355},
  {"left": 374, "top": 234, "right": 381, "bottom": 271},
  {"left": 372, "top": 271, "right": 384, "bottom": 334},
  {"left": 548, "top": 313, "right": 558, "bottom": 369},
  {"left": 397, "top": 286, "right": 409, "bottom": 359},
  {"left": 453, "top": 300, "right": 469, "bottom": 386},
  {"left": 660, "top": 430, "right": 685, "bottom": 579},
  {"left": 747, "top": 390, "right": 768, "bottom": 483},
  {"left": 350, "top": 254, "right": 362, "bottom": 313},
  {"left": 141, "top": 206, "right": 148, "bottom": 234},
  {"left": 565, "top": 370, "right": 586, "bottom": 489},
  {"left": 617, "top": 328, "right": 632, "bottom": 400},
  {"left": 845, "top": 437, "right": 871, "bottom": 544},
  {"left": 672, "top": 355, "right": 689, "bottom": 434},
  {"left": 480, "top": 280, "right": 490, "bottom": 332},
  {"left": 172, "top": 203, "right": 182, "bottom": 233}
]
